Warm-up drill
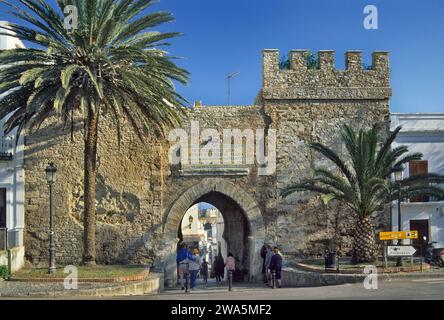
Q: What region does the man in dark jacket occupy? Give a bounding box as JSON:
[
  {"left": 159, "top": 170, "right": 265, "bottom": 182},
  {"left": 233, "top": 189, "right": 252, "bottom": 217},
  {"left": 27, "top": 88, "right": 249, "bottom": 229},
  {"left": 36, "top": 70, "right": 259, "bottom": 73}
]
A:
[
  {"left": 269, "top": 246, "right": 283, "bottom": 288},
  {"left": 260, "top": 244, "right": 268, "bottom": 283}
]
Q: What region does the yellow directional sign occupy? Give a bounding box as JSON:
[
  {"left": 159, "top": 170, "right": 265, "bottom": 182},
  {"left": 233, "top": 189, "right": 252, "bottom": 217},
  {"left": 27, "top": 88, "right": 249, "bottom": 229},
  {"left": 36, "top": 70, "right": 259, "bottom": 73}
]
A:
[{"left": 379, "top": 230, "right": 418, "bottom": 241}]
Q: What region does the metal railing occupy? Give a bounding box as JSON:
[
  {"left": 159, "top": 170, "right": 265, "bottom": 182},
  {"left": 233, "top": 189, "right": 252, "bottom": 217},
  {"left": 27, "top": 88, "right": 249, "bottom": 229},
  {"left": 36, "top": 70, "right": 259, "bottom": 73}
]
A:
[{"left": 0, "top": 136, "right": 13, "bottom": 160}]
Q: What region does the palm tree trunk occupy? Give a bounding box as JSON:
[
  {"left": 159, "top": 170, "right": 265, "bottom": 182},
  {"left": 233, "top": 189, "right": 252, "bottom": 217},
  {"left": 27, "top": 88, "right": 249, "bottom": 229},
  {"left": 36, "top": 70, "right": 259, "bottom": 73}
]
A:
[
  {"left": 82, "top": 111, "right": 99, "bottom": 265},
  {"left": 352, "top": 216, "right": 377, "bottom": 263}
]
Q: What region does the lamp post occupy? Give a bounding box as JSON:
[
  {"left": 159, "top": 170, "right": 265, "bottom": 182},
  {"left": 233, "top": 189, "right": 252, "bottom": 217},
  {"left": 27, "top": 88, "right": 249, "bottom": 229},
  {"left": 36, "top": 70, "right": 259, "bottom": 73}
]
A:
[
  {"left": 421, "top": 236, "right": 427, "bottom": 272},
  {"left": 188, "top": 215, "right": 193, "bottom": 229},
  {"left": 45, "top": 162, "right": 57, "bottom": 274},
  {"left": 394, "top": 170, "right": 403, "bottom": 267}
]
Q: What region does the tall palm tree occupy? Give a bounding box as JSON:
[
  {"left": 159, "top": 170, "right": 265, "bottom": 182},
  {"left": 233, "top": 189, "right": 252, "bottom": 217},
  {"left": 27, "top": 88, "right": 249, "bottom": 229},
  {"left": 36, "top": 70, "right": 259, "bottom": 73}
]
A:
[
  {"left": 281, "top": 124, "right": 444, "bottom": 263},
  {"left": 0, "top": 0, "right": 189, "bottom": 265}
]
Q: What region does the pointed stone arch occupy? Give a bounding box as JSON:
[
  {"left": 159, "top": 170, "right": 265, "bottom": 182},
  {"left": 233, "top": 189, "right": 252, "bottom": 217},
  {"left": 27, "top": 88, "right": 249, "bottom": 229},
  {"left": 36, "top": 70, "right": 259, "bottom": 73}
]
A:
[{"left": 161, "top": 178, "right": 265, "bottom": 287}]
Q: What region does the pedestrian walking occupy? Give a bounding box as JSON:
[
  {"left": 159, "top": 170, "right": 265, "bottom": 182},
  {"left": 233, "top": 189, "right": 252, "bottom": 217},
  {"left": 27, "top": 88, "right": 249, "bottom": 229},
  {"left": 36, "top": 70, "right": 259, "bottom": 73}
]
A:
[
  {"left": 260, "top": 243, "right": 268, "bottom": 283},
  {"left": 264, "top": 245, "right": 274, "bottom": 286},
  {"left": 189, "top": 248, "right": 201, "bottom": 290},
  {"left": 269, "top": 246, "right": 283, "bottom": 288},
  {"left": 225, "top": 253, "right": 236, "bottom": 291},
  {"left": 176, "top": 243, "right": 196, "bottom": 291},
  {"left": 201, "top": 259, "right": 209, "bottom": 284},
  {"left": 215, "top": 253, "right": 225, "bottom": 283}
]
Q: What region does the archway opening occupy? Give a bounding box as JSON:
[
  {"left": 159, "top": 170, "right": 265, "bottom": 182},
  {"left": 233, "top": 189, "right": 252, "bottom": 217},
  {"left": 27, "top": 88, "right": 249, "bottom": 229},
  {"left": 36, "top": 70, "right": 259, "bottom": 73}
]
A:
[
  {"left": 177, "top": 191, "right": 251, "bottom": 284},
  {"left": 179, "top": 202, "right": 227, "bottom": 267},
  {"left": 162, "top": 178, "right": 265, "bottom": 288}
]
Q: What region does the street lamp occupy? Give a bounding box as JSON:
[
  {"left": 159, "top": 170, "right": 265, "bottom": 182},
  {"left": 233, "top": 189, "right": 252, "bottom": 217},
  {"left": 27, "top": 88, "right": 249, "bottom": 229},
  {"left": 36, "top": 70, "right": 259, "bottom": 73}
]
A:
[
  {"left": 45, "top": 162, "right": 57, "bottom": 274},
  {"left": 394, "top": 170, "right": 403, "bottom": 267}
]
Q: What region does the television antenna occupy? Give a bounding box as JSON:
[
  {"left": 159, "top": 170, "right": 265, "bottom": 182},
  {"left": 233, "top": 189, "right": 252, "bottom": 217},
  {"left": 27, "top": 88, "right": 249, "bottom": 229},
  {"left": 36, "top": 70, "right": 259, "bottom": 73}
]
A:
[{"left": 226, "top": 72, "right": 239, "bottom": 105}]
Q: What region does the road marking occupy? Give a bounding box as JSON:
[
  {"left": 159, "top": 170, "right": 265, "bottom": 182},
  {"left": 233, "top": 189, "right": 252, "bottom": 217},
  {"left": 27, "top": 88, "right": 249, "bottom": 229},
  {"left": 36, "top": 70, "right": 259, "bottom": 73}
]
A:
[
  {"left": 411, "top": 279, "right": 444, "bottom": 285},
  {"left": 423, "top": 280, "right": 444, "bottom": 284},
  {"left": 411, "top": 278, "right": 444, "bottom": 282}
]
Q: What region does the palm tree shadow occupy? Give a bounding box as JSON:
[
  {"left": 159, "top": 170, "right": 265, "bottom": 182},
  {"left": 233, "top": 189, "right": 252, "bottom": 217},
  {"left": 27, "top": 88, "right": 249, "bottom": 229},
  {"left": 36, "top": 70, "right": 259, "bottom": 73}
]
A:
[{"left": 24, "top": 120, "right": 84, "bottom": 161}]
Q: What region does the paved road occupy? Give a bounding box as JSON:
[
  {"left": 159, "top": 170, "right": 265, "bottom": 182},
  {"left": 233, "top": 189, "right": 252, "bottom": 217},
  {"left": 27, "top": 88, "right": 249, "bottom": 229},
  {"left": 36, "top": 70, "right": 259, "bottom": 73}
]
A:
[
  {"left": 123, "top": 277, "right": 444, "bottom": 300},
  {"left": 2, "top": 277, "right": 443, "bottom": 300}
]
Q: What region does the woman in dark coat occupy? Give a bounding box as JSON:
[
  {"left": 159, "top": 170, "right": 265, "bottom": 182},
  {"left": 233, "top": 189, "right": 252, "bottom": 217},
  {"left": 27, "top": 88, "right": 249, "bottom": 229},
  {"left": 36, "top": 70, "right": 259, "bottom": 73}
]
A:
[
  {"left": 260, "top": 244, "right": 267, "bottom": 283},
  {"left": 215, "top": 253, "right": 225, "bottom": 283},
  {"left": 269, "top": 246, "right": 283, "bottom": 288}
]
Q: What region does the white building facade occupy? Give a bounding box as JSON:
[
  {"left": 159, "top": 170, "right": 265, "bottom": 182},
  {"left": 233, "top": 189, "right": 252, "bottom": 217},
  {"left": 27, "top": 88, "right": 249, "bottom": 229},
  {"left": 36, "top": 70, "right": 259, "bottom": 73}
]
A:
[
  {"left": 180, "top": 204, "right": 227, "bottom": 265},
  {"left": 391, "top": 113, "right": 444, "bottom": 250},
  {"left": 0, "top": 22, "right": 26, "bottom": 272}
]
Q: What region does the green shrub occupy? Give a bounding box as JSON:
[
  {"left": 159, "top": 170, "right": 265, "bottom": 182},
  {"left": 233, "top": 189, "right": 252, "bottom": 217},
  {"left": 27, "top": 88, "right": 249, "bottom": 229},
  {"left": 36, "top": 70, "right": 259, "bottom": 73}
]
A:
[
  {"left": 279, "top": 51, "right": 319, "bottom": 70},
  {"left": 0, "top": 265, "right": 10, "bottom": 279}
]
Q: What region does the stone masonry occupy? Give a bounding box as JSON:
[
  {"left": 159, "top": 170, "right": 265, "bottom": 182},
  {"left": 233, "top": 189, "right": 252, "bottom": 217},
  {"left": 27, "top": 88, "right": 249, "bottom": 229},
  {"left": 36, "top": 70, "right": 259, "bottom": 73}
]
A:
[{"left": 23, "top": 49, "right": 391, "bottom": 283}]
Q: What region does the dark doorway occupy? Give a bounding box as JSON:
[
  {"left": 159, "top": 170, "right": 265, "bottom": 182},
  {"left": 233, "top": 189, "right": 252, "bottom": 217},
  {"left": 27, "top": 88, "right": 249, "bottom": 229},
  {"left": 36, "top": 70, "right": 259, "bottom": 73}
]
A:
[
  {"left": 410, "top": 219, "right": 429, "bottom": 257},
  {"left": 0, "top": 188, "right": 6, "bottom": 251},
  {"left": 0, "top": 188, "right": 6, "bottom": 228}
]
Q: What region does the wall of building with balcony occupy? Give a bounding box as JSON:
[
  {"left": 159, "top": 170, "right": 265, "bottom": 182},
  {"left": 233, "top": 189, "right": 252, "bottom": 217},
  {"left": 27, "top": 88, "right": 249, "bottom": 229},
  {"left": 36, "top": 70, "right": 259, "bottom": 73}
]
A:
[
  {"left": 181, "top": 204, "right": 206, "bottom": 245},
  {"left": 0, "top": 25, "right": 26, "bottom": 272},
  {"left": 391, "top": 113, "right": 444, "bottom": 248}
]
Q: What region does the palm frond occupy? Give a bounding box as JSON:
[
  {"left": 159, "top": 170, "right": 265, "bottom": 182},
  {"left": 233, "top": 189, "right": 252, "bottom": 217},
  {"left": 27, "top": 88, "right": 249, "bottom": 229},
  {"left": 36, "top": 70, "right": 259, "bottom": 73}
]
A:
[
  {"left": 282, "top": 123, "right": 444, "bottom": 219},
  {"left": 0, "top": 0, "right": 189, "bottom": 143}
]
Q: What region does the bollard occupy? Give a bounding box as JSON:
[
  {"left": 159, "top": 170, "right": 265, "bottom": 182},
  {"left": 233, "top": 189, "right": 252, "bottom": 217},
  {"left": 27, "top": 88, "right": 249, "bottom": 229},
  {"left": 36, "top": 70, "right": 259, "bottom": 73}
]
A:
[
  {"left": 228, "top": 270, "right": 233, "bottom": 291},
  {"left": 185, "top": 272, "right": 190, "bottom": 293},
  {"left": 271, "top": 271, "right": 276, "bottom": 289}
]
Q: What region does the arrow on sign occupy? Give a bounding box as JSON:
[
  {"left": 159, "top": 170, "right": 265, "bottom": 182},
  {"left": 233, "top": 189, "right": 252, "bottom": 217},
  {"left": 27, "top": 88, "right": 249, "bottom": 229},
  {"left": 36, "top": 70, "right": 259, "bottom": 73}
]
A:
[{"left": 387, "top": 246, "right": 416, "bottom": 257}]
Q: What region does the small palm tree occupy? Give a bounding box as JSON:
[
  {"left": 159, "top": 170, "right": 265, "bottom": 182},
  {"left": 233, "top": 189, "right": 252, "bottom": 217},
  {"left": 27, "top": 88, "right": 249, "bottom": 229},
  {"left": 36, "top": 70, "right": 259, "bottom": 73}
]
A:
[
  {"left": 281, "top": 124, "right": 444, "bottom": 263},
  {"left": 279, "top": 50, "right": 318, "bottom": 70},
  {"left": 0, "top": 0, "right": 189, "bottom": 265}
]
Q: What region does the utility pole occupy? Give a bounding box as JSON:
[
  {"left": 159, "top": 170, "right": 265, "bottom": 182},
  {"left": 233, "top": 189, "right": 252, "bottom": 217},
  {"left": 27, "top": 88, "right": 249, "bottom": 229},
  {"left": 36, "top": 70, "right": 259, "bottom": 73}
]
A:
[{"left": 226, "top": 72, "right": 239, "bottom": 105}]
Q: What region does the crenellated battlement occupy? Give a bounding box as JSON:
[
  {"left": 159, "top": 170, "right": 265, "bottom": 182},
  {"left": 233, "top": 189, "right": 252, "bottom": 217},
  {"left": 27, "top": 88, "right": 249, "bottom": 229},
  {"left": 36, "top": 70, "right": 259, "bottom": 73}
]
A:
[{"left": 262, "top": 49, "right": 391, "bottom": 100}]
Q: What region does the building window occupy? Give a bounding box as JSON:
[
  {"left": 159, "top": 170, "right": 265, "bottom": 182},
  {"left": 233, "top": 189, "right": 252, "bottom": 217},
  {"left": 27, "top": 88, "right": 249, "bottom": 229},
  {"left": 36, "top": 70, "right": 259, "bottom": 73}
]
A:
[
  {"left": 0, "top": 188, "right": 6, "bottom": 228},
  {"left": 409, "top": 160, "right": 429, "bottom": 202}
]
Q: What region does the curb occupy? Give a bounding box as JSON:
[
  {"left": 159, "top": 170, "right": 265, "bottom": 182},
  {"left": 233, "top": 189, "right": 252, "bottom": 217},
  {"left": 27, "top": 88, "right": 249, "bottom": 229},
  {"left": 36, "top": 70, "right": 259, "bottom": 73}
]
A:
[
  {"left": 9, "top": 270, "right": 150, "bottom": 283},
  {"left": 282, "top": 267, "right": 444, "bottom": 288},
  {"left": 0, "top": 273, "right": 164, "bottom": 298},
  {"left": 380, "top": 271, "right": 444, "bottom": 280},
  {"left": 282, "top": 268, "right": 365, "bottom": 287},
  {"left": 294, "top": 262, "right": 431, "bottom": 274}
]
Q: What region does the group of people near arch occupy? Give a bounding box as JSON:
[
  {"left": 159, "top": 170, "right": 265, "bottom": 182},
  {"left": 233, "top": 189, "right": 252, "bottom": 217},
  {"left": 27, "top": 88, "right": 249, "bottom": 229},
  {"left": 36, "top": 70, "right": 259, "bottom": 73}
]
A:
[
  {"left": 176, "top": 242, "right": 236, "bottom": 291},
  {"left": 176, "top": 241, "right": 283, "bottom": 291},
  {"left": 260, "top": 244, "right": 283, "bottom": 288}
]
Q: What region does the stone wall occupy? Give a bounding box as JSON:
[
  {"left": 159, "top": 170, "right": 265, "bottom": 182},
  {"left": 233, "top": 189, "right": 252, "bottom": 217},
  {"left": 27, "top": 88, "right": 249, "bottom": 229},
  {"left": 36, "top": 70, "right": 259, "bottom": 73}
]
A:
[
  {"left": 262, "top": 49, "right": 391, "bottom": 258},
  {"left": 23, "top": 49, "right": 391, "bottom": 269},
  {"left": 24, "top": 114, "right": 166, "bottom": 266}
]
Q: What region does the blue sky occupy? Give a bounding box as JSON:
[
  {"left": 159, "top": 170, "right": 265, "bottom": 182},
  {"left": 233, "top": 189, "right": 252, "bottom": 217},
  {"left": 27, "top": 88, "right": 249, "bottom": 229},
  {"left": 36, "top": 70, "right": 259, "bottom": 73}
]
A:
[{"left": 1, "top": 0, "right": 443, "bottom": 112}]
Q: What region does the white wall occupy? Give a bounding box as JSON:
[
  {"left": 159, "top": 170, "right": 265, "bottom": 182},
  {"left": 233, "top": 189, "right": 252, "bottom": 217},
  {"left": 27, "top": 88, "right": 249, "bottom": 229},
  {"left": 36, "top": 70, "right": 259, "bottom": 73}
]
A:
[
  {"left": 390, "top": 113, "right": 444, "bottom": 248},
  {"left": 0, "top": 21, "right": 24, "bottom": 51},
  {"left": 215, "top": 210, "right": 227, "bottom": 259},
  {"left": 0, "top": 23, "right": 26, "bottom": 271},
  {"left": 391, "top": 113, "right": 444, "bottom": 176},
  {"left": 181, "top": 204, "right": 205, "bottom": 244},
  {"left": 0, "top": 130, "right": 25, "bottom": 247},
  {"left": 392, "top": 202, "right": 444, "bottom": 247}
]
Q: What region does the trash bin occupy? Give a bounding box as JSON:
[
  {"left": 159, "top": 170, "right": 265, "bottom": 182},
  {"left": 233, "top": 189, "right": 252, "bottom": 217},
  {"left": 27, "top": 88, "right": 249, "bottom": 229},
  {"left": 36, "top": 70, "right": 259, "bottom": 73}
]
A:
[{"left": 325, "top": 251, "right": 338, "bottom": 272}]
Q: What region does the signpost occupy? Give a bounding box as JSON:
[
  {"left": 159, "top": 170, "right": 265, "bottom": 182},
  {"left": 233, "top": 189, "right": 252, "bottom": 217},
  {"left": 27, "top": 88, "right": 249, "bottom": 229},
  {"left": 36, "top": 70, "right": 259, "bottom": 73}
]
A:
[
  {"left": 379, "top": 230, "right": 418, "bottom": 241},
  {"left": 387, "top": 245, "right": 416, "bottom": 257},
  {"left": 379, "top": 230, "right": 419, "bottom": 269}
]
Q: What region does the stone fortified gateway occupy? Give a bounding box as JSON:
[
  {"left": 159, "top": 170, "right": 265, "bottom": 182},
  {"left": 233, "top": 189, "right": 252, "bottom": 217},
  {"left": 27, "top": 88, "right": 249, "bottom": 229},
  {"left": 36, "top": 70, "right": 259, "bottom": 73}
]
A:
[{"left": 23, "top": 49, "right": 391, "bottom": 286}]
